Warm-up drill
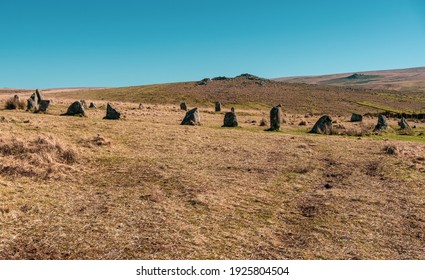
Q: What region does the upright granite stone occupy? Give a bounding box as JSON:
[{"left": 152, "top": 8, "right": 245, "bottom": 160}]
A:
[
  {"left": 103, "top": 103, "right": 121, "bottom": 119},
  {"left": 138, "top": 103, "right": 144, "bottom": 109},
  {"left": 181, "top": 108, "right": 200, "bottom": 125},
  {"left": 89, "top": 102, "right": 96, "bottom": 108},
  {"left": 398, "top": 117, "right": 410, "bottom": 130},
  {"left": 267, "top": 104, "right": 282, "bottom": 131},
  {"left": 26, "top": 89, "right": 47, "bottom": 112},
  {"left": 310, "top": 115, "right": 333, "bottom": 134},
  {"left": 180, "top": 102, "right": 187, "bottom": 111},
  {"left": 222, "top": 108, "right": 238, "bottom": 127},
  {"left": 35, "top": 89, "right": 43, "bottom": 102},
  {"left": 351, "top": 113, "right": 363, "bottom": 122},
  {"left": 215, "top": 102, "right": 221, "bottom": 112},
  {"left": 62, "top": 101, "right": 86, "bottom": 116},
  {"left": 26, "top": 92, "right": 39, "bottom": 112},
  {"left": 374, "top": 114, "right": 388, "bottom": 131}
]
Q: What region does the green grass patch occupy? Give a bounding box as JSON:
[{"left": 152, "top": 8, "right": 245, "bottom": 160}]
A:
[{"left": 356, "top": 101, "right": 404, "bottom": 113}]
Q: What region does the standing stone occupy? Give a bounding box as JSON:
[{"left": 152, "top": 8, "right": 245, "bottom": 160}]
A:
[
  {"left": 35, "top": 89, "right": 43, "bottom": 102},
  {"left": 103, "top": 103, "right": 121, "bottom": 119},
  {"left": 374, "top": 114, "right": 388, "bottom": 131},
  {"left": 62, "top": 101, "right": 86, "bottom": 116},
  {"left": 89, "top": 102, "right": 96, "bottom": 108},
  {"left": 215, "top": 101, "right": 221, "bottom": 112},
  {"left": 180, "top": 102, "right": 187, "bottom": 111},
  {"left": 181, "top": 108, "right": 200, "bottom": 125},
  {"left": 309, "top": 115, "right": 333, "bottom": 134},
  {"left": 267, "top": 104, "right": 282, "bottom": 131},
  {"left": 138, "top": 103, "right": 144, "bottom": 109},
  {"left": 39, "top": 100, "right": 50, "bottom": 112},
  {"left": 26, "top": 92, "right": 39, "bottom": 111},
  {"left": 26, "top": 89, "right": 46, "bottom": 112},
  {"left": 351, "top": 113, "right": 363, "bottom": 122},
  {"left": 222, "top": 108, "right": 238, "bottom": 127},
  {"left": 398, "top": 117, "right": 410, "bottom": 130}
]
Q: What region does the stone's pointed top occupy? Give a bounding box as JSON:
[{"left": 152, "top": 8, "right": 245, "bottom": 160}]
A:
[
  {"left": 309, "top": 115, "right": 333, "bottom": 134},
  {"left": 89, "top": 102, "right": 96, "bottom": 108},
  {"left": 35, "top": 89, "right": 43, "bottom": 103}
]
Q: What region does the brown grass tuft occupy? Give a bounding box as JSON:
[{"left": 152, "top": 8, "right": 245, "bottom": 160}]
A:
[
  {"left": 4, "top": 97, "right": 25, "bottom": 110},
  {"left": 79, "top": 134, "right": 111, "bottom": 147},
  {"left": 0, "top": 135, "right": 79, "bottom": 178},
  {"left": 383, "top": 145, "right": 399, "bottom": 155},
  {"left": 258, "top": 118, "right": 268, "bottom": 126}
]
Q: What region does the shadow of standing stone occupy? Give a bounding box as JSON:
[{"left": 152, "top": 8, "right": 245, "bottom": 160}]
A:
[
  {"left": 39, "top": 100, "right": 50, "bottom": 112},
  {"left": 309, "top": 115, "right": 333, "bottom": 134},
  {"left": 181, "top": 108, "right": 200, "bottom": 125},
  {"left": 267, "top": 104, "right": 282, "bottom": 131}
]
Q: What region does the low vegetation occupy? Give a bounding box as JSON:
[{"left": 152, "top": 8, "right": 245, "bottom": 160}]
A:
[
  {"left": 0, "top": 97, "right": 423, "bottom": 259},
  {"left": 4, "top": 96, "right": 25, "bottom": 110}
]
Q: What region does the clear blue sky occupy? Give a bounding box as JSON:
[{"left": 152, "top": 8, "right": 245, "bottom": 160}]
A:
[{"left": 1, "top": 0, "right": 424, "bottom": 88}]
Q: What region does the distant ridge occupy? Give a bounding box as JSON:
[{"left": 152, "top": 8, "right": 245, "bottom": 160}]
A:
[{"left": 275, "top": 66, "right": 425, "bottom": 92}]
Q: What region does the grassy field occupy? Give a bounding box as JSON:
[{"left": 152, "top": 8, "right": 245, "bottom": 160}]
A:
[{"left": 0, "top": 92, "right": 424, "bottom": 259}]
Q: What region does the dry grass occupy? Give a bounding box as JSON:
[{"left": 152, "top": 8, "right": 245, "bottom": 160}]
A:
[
  {"left": 0, "top": 135, "right": 78, "bottom": 179},
  {"left": 0, "top": 94, "right": 424, "bottom": 260},
  {"left": 4, "top": 96, "right": 25, "bottom": 110}
]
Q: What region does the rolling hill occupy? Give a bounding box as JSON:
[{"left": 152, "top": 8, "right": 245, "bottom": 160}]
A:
[
  {"left": 275, "top": 67, "right": 425, "bottom": 93},
  {"left": 33, "top": 73, "right": 425, "bottom": 116}
]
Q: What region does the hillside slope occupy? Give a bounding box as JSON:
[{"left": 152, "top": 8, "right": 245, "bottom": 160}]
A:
[
  {"left": 275, "top": 67, "right": 425, "bottom": 93},
  {"left": 40, "top": 74, "right": 425, "bottom": 115}
]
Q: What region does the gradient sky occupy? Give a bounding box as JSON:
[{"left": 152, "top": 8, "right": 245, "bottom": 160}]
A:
[{"left": 1, "top": 0, "right": 425, "bottom": 88}]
